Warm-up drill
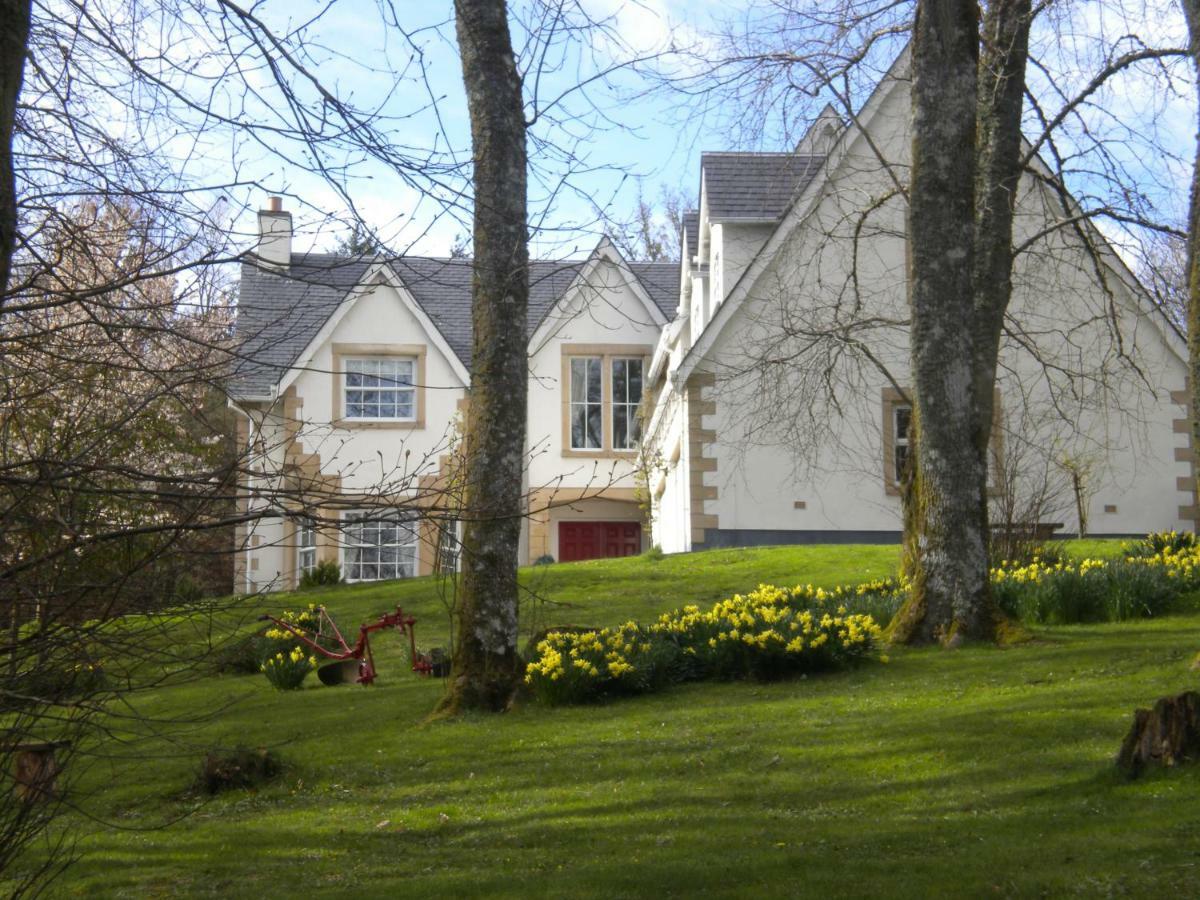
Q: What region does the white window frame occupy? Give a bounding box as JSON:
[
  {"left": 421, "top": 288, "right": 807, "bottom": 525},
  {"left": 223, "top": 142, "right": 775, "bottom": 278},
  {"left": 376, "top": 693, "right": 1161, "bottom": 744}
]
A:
[
  {"left": 435, "top": 518, "right": 460, "bottom": 575},
  {"left": 341, "top": 511, "right": 419, "bottom": 582},
  {"left": 297, "top": 523, "right": 317, "bottom": 578},
  {"left": 611, "top": 357, "right": 644, "bottom": 451},
  {"left": 343, "top": 357, "right": 417, "bottom": 422},
  {"left": 568, "top": 356, "right": 604, "bottom": 450}
]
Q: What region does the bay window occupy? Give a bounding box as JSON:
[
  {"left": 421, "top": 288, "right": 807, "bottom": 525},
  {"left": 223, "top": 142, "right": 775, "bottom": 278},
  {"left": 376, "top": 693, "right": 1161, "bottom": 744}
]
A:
[{"left": 342, "top": 512, "right": 418, "bottom": 582}]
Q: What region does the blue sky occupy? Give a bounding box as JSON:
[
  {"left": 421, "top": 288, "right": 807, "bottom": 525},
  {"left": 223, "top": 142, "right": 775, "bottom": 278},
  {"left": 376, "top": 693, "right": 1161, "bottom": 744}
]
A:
[
  {"left": 200, "top": 0, "right": 1195, "bottom": 265},
  {"left": 224, "top": 0, "right": 718, "bottom": 259}
]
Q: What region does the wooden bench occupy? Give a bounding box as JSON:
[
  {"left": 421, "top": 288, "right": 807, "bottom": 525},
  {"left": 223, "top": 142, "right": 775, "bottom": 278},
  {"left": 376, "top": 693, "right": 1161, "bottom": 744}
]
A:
[{"left": 990, "top": 522, "right": 1064, "bottom": 543}]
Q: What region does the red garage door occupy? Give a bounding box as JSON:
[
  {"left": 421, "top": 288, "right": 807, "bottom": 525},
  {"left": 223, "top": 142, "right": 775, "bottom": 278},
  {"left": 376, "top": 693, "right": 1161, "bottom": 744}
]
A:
[{"left": 558, "top": 521, "right": 642, "bottom": 562}]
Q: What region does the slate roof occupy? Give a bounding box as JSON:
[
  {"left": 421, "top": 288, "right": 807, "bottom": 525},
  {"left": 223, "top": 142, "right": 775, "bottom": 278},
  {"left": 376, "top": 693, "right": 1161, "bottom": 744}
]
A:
[
  {"left": 701, "top": 152, "right": 825, "bottom": 221},
  {"left": 681, "top": 211, "right": 699, "bottom": 261},
  {"left": 232, "top": 253, "right": 679, "bottom": 398}
]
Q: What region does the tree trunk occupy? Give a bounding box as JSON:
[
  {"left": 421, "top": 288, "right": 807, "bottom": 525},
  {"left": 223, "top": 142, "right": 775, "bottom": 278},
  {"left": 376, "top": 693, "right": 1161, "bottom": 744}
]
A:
[
  {"left": 891, "top": 0, "right": 993, "bottom": 645},
  {"left": 0, "top": 0, "right": 32, "bottom": 297},
  {"left": 438, "top": 0, "right": 528, "bottom": 713},
  {"left": 893, "top": 0, "right": 1032, "bottom": 645},
  {"left": 1182, "top": 0, "right": 1200, "bottom": 531}
]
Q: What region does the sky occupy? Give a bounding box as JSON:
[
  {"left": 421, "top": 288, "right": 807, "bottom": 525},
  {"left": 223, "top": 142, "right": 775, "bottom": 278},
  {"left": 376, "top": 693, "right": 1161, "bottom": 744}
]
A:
[
  {"left": 99, "top": 0, "right": 1198, "bottom": 266},
  {"left": 215, "top": 0, "right": 720, "bottom": 260}
]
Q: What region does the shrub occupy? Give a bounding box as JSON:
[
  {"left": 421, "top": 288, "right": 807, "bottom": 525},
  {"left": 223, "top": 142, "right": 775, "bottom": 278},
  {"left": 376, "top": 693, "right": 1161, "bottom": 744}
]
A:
[
  {"left": 173, "top": 572, "right": 205, "bottom": 605},
  {"left": 196, "top": 747, "right": 281, "bottom": 794},
  {"left": 261, "top": 646, "right": 317, "bottom": 690},
  {"left": 4, "top": 646, "right": 108, "bottom": 709},
  {"left": 641, "top": 545, "right": 665, "bottom": 562},
  {"left": 211, "top": 632, "right": 266, "bottom": 675},
  {"left": 299, "top": 560, "right": 341, "bottom": 588}
]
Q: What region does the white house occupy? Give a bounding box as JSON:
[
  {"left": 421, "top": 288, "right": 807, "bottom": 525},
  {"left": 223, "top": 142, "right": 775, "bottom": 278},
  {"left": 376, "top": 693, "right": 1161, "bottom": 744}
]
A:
[
  {"left": 231, "top": 204, "right": 675, "bottom": 592},
  {"left": 642, "top": 52, "right": 1191, "bottom": 554},
  {"left": 231, "top": 55, "right": 1192, "bottom": 593}
]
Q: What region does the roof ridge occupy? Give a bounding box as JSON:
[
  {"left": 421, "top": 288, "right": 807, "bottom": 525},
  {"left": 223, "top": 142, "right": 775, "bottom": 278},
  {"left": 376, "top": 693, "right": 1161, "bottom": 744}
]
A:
[{"left": 701, "top": 151, "right": 819, "bottom": 158}]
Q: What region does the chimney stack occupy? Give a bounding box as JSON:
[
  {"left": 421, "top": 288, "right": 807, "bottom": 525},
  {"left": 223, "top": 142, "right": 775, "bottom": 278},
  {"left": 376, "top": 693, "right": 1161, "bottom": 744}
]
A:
[{"left": 256, "top": 196, "right": 292, "bottom": 268}]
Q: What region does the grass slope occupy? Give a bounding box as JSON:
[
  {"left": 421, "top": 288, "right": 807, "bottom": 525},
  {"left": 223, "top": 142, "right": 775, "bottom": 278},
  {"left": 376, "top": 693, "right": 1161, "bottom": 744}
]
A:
[{"left": 34, "top": 542, "right": 1200, "bottom": 897}]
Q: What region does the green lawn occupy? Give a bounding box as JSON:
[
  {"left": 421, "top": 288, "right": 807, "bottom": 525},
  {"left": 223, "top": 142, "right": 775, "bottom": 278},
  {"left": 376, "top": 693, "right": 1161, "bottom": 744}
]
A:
[{"left": 22, "top": 541, "right": 1200, "bottom": 897}]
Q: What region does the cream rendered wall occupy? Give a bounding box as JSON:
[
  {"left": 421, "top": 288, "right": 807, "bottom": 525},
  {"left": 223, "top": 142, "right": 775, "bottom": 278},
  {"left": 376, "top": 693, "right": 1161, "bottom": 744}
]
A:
[
  {"left": 526, "top": 257, "right": 663, "bottom": 493},
  {"left": 712, "top": 223, "right": 774, "bottom": 307},
  {"left": 239, "top": 279, "right": 468, "bottom": 592},
  {"left": 685, "top": 70, "right": 1188, "bottom": 542},
  {"left": 241, "top": 406, "right": 292, "bottom": 592},
  {"left": 645, "top": 388, "right": 690, "bottom": 553},
  {"left": 288, "top": 280, "right": 467, "bottom": 494}
]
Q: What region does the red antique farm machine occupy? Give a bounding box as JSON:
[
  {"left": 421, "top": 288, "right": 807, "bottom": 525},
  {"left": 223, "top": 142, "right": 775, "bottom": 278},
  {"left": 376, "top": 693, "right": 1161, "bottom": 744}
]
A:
[{"left": 260, "top": 605, "right": 446, "bottom": 685}]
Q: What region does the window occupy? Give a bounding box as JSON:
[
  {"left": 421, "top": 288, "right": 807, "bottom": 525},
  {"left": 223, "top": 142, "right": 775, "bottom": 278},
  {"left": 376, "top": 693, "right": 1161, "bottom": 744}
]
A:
[
  {"left": 435, "top": 518, "right": 459, "bottom": 574},
  {"left": 892, "top": 404, "right": 911, "bottom": 486},
  {"left": 343, "top": 512, "right": 418, "bottom": 582},
  {"left": 882, "top": 387, "right": 1004, "bottom": 495},
  {"left": 297, "top": 524, "right": 317, "bottom": 577},
  {"left": 881, "top": 387, "right": 911, "bottom": 496},
  {"left": 561, "top": 345, "right": 653, "bottom": 456},
  {"left": 612, "top": 357, "right": 644, "bottom": 450},
  {"left": 344, "top": 357, "right": 415, "bottom": 420},
  {"left": 569, "top": 356, "right": 603, "bottom": 449}
]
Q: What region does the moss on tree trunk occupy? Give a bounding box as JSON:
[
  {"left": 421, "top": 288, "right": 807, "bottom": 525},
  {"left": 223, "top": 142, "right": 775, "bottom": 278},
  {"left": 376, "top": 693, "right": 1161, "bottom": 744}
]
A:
[
  {"left": 437, "top": 0, "right": 528, "bottom": 713},
  {"left": 892, "top": 0, "right": 1032, "bottom": 646}
]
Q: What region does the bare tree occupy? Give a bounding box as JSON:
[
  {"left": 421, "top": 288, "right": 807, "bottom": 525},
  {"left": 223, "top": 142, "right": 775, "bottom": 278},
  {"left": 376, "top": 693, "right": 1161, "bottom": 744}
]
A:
[
  {"left": 613, "top": 183, "right": 686, "bottom": 262},
  {"left": 0, "top": 0, "right": 30, "bottom": 294}
]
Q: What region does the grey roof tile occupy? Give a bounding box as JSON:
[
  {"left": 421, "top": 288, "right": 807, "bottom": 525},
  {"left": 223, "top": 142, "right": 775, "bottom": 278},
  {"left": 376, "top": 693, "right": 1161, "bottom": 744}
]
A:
[
  {"left": 681, "top": 211, "right": 699, "bottom": 261},
  {"left": 232, "top": 253, "right": 680, "bottom": 398},
  {"left": 701, "top": 152, "right": 824, "bottom": 220}
]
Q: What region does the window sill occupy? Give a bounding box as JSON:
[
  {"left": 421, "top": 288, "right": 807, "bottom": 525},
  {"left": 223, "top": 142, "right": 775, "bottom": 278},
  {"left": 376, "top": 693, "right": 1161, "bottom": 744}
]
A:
[
  {"left": 562, "top": 447, "right": 639, "bottom": 459},
  {"left": 334, "top": 417, "right": 424, "bottom": 430}
]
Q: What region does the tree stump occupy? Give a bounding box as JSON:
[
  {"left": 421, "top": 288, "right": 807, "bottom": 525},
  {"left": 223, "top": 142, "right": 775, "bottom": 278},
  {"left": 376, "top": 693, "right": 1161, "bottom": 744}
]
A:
[
  {"left": 5, "top": 740, "right": 70, "bottom": 803},
  {"left": 1116, "top": 691, "right": 1200, "bottom": 777}
]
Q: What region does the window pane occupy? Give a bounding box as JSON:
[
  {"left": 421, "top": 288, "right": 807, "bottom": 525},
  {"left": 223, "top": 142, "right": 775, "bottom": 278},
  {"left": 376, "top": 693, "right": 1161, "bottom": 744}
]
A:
[
  {"left": 586, "top": 405, "right": 602, "bottom": 448},
  {"left": 895, "top": 405, "right": 911, "bottom": 442},
  {"left": 628, "top": 359, "right": 642, "bottom": 402},
  {"left": 612, "top": 359, "right": 627, "bottom": 403},
  {"left": 614, "top": 406, "right": 628, "bottom": 450},
  {"left": 586, "top": 358, "right": 602, "bottom": 402},
  {"left": 571, "top": 405, "right": 587, "bottom": 448},
  {"left": 570, "top": 359, "right": 588, "bottom": 402}
]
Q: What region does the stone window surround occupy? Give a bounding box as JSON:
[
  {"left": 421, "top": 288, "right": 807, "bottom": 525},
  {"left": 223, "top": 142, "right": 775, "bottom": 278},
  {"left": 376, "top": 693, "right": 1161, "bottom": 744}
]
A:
[
  {"left": 560, "top": 343, "right": 652, "bottom": 459},
  {"left": 881, "top": 386, "right": 1003, "bottom": 497},
  {"left": 331, "top": 342, "right": 426, "bottom": 429}
]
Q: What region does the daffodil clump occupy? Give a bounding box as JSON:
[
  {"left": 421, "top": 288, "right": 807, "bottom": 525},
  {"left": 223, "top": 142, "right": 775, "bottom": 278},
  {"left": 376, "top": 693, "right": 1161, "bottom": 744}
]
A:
[
  {"left": 525, "top": 582, "right": 891, "bottom": 705},
  {"left": 257, "top": 604, "right": 327, "bottom": 690},
  {"left": 261, "top": 645, "right": 319, "bottom": 691},
  {"left": 524, "top": 622, "right": 673, "bottom": 705},
  {"left": 990, "top": 534, "right": 1200, "bottom": 624},
  {"left": 261, "top": 604, "right": 323, "bottom": 652}
]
